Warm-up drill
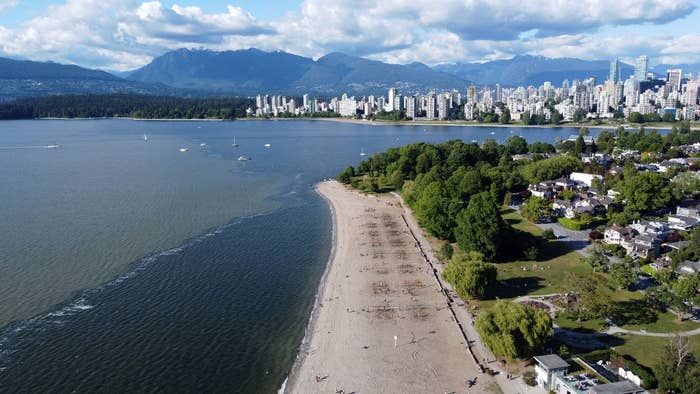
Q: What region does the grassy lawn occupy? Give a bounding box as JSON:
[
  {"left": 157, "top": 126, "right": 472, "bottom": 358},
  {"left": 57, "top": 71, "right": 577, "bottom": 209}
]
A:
[
  {"left": 555, "top": 313, "right": 606, "bottom": 333},
  {"left": 602, "top": 334, "right": 700, "bottom": 370},
  {"left": 617, "top": 309, "right": 700, "bottom": 332},
  {"left": 496, "top": 209, "right": 592, "bottom": 297}
]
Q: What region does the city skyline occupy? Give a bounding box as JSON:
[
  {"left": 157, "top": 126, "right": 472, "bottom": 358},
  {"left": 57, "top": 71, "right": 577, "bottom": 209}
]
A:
[{"left": 0, "top": 0, "right": 699, "bottom": 71}]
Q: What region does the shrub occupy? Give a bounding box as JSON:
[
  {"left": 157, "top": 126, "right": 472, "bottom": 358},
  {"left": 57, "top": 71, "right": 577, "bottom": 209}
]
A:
[
  {"left": 542, "top": 229, "right": 556, "bottom": 240},
  {"left": 522, "top": 371, "right": 537, "bottom": 386},
  {"left": 524, "top": 246, "right": 539, "bottom": 260},
  {"left": 439, "top": 243, "right": 454, "bottom": 261}
]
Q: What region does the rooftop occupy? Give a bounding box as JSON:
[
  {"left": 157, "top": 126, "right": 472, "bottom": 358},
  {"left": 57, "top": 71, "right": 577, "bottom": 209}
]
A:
[
  {"left": 534, "top": 354, "right": 569, "bottom": 370},
  {"left": 588, "top": 380, "right": 646, "bottom": 394}
]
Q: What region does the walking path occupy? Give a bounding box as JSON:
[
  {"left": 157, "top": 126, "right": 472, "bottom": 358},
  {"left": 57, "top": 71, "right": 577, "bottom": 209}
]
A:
[{"left": 605, "top": 325, "right": 700, "bottom": 337}]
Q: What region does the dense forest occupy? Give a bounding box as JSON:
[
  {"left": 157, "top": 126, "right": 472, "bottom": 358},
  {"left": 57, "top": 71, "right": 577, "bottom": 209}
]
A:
[{"left": 0, "top": 95, "right": 254, "bottom": 120}]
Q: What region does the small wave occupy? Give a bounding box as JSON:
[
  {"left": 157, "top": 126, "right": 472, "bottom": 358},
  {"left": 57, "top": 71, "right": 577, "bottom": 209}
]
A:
[
  {"left": 277, "top": 377, "right": 288, "bottom": 394},
  {"left": 0, "top": 208, "right": 283, "bottom": 367}
]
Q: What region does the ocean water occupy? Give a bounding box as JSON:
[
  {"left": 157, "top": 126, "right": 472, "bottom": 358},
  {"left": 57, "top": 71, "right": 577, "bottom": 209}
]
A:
[{"left": 0, "top": 119, "right": 594, "bottom": 392}]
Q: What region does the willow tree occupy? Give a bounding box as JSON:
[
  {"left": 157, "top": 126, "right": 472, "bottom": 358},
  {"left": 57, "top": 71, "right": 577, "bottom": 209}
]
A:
[{"left": 475, "top": 299, "right": 553, "bottom": 360}]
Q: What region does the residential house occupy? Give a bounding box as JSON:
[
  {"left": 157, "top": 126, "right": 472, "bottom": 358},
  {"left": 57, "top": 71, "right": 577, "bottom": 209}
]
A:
[
  {"left": 570, "top": 172, "right": 604, "bottom": 188},
  {"left": 553, "top": 200, "right": 575, "bottom": 218},
  {"left": 676, "top": 206, "right": 700, "bottom": 218},
  {"left": 604, "top": 226, "right": 634, "bottom": 245},
  {"left": 629, "top": 220, "right": 668, "bottom": 240},
  {"left": 528, "top": 183, "right": 553, "bottom": 199},
  {"left": 675, "top": 261, "right": 700, "bottom": 275},
  {"left": 667, "top": 214, "right": 699, "bottom": 231},
  {"left": 626, "top": 234, "right": 661, "bottom": 259}
]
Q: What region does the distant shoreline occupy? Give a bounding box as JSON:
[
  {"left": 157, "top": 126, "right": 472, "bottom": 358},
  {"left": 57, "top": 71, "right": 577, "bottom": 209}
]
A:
[{"left": 17, "top": 116, "right": 698, "bottom": 130}]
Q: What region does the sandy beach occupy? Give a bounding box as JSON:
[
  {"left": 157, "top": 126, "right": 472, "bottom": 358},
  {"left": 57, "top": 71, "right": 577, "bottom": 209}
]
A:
[{"left": 286, "top": 180, "right": 487, "bottom": 393}]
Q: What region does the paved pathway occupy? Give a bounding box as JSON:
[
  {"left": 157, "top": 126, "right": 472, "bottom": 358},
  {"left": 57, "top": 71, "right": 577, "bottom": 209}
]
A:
[{"left": 605, "top": 325, "right": 700, "bottom": 337}]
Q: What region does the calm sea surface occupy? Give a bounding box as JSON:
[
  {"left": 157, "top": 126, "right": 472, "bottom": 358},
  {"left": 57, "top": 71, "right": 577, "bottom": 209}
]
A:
[{"left": 0, "top": 119, "right": 596, "bottom": 392}]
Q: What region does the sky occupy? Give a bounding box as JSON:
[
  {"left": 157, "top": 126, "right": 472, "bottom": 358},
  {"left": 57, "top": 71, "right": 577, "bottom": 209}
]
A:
[{"left": 0, "top": 0, "right": 699, "bottom": 71}]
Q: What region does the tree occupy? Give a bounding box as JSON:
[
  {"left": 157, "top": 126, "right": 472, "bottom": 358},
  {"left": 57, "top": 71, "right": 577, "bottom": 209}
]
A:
[
  {"left": 621, "top": 172, "right": 672, "bottom": 214},
  {"left": 573, "top": 108, "right": 587, "bottom": 123},
  {"left": 522, "top": 111, "right": 532, "bottom": 125},
  {"left": 442, "top": 252, "right": 497, "bottom": 298},
  {"left": 655, "top": 335, "right": 699, "bottom": 393},
  {"left": 500, "top": 107, "right": 511, "bottom": 124},
  {"left": 574, "top": 135, "right": 585, "bottom": 155},
  {"left": 673, "top": 275, "right": 700, "bottom": 305},
  {"left": 504, "top": 135, "right": 528, "bottom": 155},
  {"left": 454, "top": 192, "right": 508, "bottom": 260},
  {"left": 628, "top": 112, "right": 644, "bottom": 123},
  {"left": 582, "top": 244, "right": 610, "bottom": 272},
  {"left": 551, "top": 109, "right": 563, "bottom": 125},
  {"left": 414, "top": 181, "right": 454, "bottom": 239},
  {"left": 475, "top": 299, "right": 553, "bottom": 360},
  {"left": 562, "top": 273, "right": 613, "bottom": 321},
  {"left": 610, "top": 263, "right": 637, "bottom": 290},
  {"left": 520, "top": 155, "right": 583, "bottom": 184},
  {"left": 337, "top": 165, "right": 355, "bottom": 183},
  {"left": 521, "top": 197, "right": 551, "bottom": 222}
]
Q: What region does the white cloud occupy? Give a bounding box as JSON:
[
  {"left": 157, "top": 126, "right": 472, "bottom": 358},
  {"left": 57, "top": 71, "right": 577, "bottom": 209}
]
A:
[
  {"left": 0, "top": 0, "right": 697, "bottom": 70},
  {"left": 0, "top": 1, "right": 19, "bottom": 12}
]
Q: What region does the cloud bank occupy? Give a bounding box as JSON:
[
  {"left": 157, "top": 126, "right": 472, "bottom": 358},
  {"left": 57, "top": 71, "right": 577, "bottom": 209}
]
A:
[{"left": 0, "top": 0, "right": 697, "bottom": 70}]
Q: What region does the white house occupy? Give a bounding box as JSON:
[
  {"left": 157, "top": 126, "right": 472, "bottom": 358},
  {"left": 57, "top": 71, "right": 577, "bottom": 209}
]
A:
[
  {"left": 604, "top": 226, "right": 634, "bottom": 245},
  {"left": 570, "top": 172, "right": 604, "bottom": 188}
]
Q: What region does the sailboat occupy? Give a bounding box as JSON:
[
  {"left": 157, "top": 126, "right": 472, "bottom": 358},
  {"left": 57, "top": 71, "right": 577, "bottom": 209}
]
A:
[
  {"left": 143, "top": 134, "right": 148, "bottom": 141},
  {"left": 231, "top": 137, "right": 239, "bottom": 148},
  {"left": 360, "top": 148, "right": 366, "bottom": 156}
]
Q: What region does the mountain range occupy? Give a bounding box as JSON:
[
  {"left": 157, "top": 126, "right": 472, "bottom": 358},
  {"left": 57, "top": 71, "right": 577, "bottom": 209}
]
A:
[
  {"left": 127, "top": 48, "right": 469, "bottom": 96},
  {"left": 0, "top": 57, "right": 175, "bottom": 102},
  {"left": 434, "top": 55, "right": 637, "bottom": 86},
  {"left": 1, "top": 49, "right": 699, "bottom": 101}
]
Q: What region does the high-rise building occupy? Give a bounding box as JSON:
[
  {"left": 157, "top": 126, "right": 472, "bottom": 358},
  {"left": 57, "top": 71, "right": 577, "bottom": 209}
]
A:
[
  {"left": 287, "top": 99, "right": 295, "bottom": 114},
  {"left": 337, "top": 97, "right": 356, "bottom": 117},
  {"left": 425, "top": 95, "right": 436, "bottom": 120},
  {"left": 437, "top": 95, "right": 448, "bottom": 120},
  {"left": 667, "top": 69, "right": 682, "bottom": 92},
  {"left": 609, "top": 59, "right": 621, "bottom": 83},
  {"left": 405, "top": 96, "right": 416, "bottom": 119},
  {"left": 634, "top": 55, "right": 648, "bottom": 84},
  {"left": 387, "top": 88, "right": 397, "bottom": 111},
  {"left": 303, "top": 93, "right": 309, "bottom": 109},
  {"left": 467, "top": 85, "right": 477, "bottom": 102}
]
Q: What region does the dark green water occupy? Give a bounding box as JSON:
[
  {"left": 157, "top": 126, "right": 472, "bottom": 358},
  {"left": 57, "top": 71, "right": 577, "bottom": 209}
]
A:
[{"left": 0, "top": 119, "right": 590, "bottom": 392}]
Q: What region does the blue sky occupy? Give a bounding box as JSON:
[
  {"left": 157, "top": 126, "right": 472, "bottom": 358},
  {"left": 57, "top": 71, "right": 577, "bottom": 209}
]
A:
[{"left": 0, "top": 0, "right": 699, "bottom": 71}]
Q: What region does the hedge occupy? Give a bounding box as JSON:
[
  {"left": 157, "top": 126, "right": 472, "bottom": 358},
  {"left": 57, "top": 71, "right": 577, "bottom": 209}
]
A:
[{"left": 558, "top": 216, "right": 606, "bottom": 231}]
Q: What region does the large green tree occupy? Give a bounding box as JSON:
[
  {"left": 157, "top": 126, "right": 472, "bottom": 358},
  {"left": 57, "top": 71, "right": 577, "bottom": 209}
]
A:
[
  {"left": 476, "top": 299, "right": 553, "bottom": 360},
  {"left": 454, "top": 192, "right": 508, "bottom": 260},
  {"left": 655, "top": 335, "right": 700, "bottom": 393},
  {"left": 621, "top": 171, "right": 672, "bottom": 214},
  {"left": 414, "top": 181, "right": 454, "bottom": 239},
  {"left": 521, "top": 196, "right": 551, "bottom": 222},
  {"left": 442, "top": 252, "right": 497, "bottom": 298}
]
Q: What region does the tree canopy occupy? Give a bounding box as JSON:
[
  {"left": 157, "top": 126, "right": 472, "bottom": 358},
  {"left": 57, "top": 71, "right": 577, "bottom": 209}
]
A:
[
  {"left": 442, "top": 252, "right": 497, "bottom": 298},
  {"left": 454, "top": 192, "right": 508, "bottom": 260},
  {"left": 476, "top": 299, "right": 553, "bottom": 360}
]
